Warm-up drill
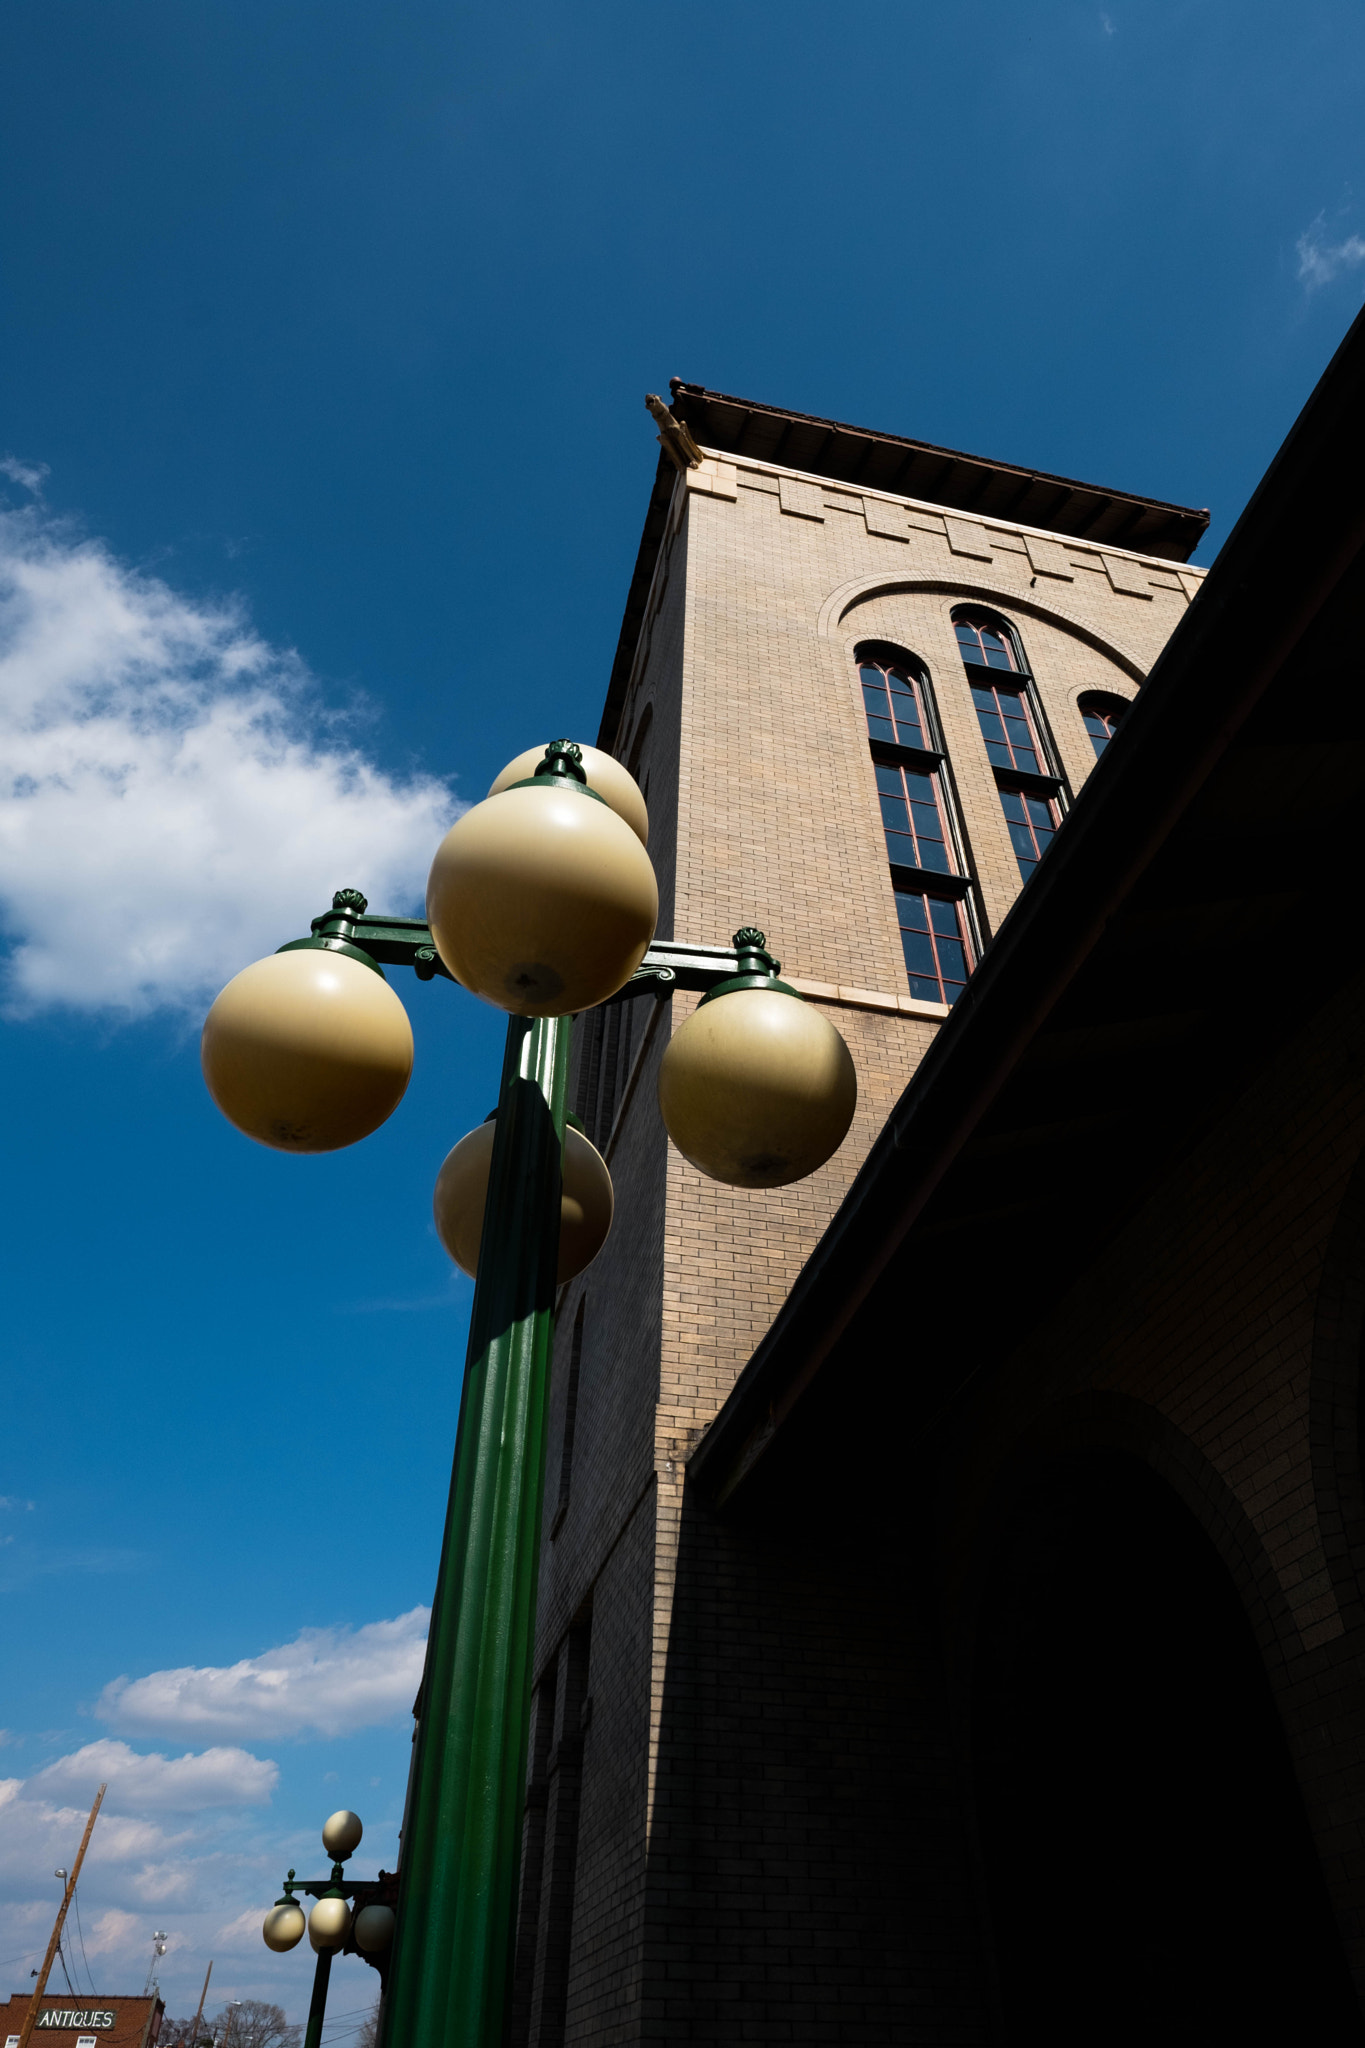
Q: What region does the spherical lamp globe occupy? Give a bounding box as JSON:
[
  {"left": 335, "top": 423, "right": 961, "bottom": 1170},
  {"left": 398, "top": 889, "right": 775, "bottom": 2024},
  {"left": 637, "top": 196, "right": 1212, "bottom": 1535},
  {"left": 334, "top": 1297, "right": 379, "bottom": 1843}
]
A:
[
  {"left": 433, "top": 1121, "right": 613, "bottom": 1284},
  {"left": 488, "top": 744, "right": 649, "bottom": 846},
  {"left": 353, "top": 1905, "right": 396, "bottom": 1955},
  {"left": 262, "top": 1901, "right": 306, "bottom": 1953},
  {"left": 426, "top": 769, "right": 657, "bottom": 1017},
  {"left": 308, "top": 1896, "right": 352, "bottom": 1954},
  {"left": 202, "top": 952, "right": 413, "bottom": 1152},
  {"left": 321, "top": 1809, "right": 364, "bottom": 1861},
  {"left": 658, "top": 989, "right": 857, "bottom": 1188}
]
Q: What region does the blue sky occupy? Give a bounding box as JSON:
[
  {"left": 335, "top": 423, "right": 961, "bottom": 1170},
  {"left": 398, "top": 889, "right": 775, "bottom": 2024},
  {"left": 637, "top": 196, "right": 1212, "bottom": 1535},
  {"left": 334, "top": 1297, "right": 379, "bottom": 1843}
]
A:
[{"left": 1, "top": 0, "right": 1363, "bottom": 2026}]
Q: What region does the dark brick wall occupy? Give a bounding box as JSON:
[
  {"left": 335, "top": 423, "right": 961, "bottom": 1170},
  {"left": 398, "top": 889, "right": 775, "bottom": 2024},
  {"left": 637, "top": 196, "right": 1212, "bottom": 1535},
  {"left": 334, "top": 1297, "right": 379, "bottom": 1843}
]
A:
[{"left": 641, "top": 1493, "right": 990, "bottom": 2045}]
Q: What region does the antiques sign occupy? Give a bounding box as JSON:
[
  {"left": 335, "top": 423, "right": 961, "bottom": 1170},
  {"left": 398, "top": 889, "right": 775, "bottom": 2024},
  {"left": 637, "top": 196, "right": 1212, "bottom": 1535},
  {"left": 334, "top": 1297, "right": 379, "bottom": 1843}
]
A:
[{"left": 36, "top": 2016, "right": 117, "bottom": 2030}]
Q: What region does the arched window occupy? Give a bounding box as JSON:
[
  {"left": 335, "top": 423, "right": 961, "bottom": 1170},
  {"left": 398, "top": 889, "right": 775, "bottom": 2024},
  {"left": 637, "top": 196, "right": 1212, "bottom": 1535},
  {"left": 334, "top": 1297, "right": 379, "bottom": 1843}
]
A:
[
  {"left": 859, "top": 653, "right": 932, "bottom": 750},
  {"left": 855, "top": 641, "right": 980, "bottom": 1005},
  {"left": 952, "top": 607, "right": 1066, "bottom": 884},
  {"left": 1079, "top": 692, "right": 1128, "bottom": 758},
  {"left": 954, "top": 614, "right": 1020, "bottom": 671}
]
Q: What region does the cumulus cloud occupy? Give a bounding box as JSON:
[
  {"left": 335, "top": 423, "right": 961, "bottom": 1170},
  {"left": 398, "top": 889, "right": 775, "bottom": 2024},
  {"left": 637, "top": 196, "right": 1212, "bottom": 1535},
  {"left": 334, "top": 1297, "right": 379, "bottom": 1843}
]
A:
[
  {"left": 0, "top": 1776, "right": 195, "bottom": 1888},
  {"left": 0, "top": 501, "right": 460, "bottom": 1017},
  {"left": 28, "top": 1740, "right": 278, "bottom": 1813},
  {"left": 98, "top": 1609, "right": 429, "bottom": 1742},
  {"left": 1296, "top": 213, "right": 1365, "bottom": 292}
]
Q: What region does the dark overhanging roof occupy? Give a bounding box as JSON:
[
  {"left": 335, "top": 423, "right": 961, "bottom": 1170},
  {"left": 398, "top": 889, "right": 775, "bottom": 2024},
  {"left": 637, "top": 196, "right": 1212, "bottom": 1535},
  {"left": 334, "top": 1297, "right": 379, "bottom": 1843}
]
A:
[
  {"left": 668, "top": 379, "right": 1210, "bottom": 565},
  {"left": 688, "top": 306, "right": 1365, "bottom": 1523},
  {"left": 598, "top": 384, "right": 1209, "bottom": 754}
]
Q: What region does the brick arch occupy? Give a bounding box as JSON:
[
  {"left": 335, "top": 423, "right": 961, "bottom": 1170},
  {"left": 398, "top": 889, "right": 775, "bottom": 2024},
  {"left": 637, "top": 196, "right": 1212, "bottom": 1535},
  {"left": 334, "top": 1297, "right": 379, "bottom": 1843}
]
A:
[
  {"left": 956, "top": 1394, "right": 1362, "bottom": 2034},
  {"left": 943, "top": 1388, "right": 1305, "bottom": 1698},
  {"left": 816, "top": 573, "right": 1149, "bottom": 684},
  {"left": 1309, "top": 1144, "right": 1365, "bottom": 1632}
]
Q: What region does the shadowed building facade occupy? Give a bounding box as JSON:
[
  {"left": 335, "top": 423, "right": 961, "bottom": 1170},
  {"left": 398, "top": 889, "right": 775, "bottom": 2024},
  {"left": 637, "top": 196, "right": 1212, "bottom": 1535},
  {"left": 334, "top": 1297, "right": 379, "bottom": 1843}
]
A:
[{"left": 507, "top": 325, "right": 1365, "bottom": 2042}]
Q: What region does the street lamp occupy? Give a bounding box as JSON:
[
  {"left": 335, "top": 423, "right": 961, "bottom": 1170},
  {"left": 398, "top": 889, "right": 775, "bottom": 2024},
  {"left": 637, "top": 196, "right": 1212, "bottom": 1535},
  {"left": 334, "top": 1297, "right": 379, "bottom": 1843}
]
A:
[
  {"left": 204, "top": 741, "right": 857, "bottom": 2048},
  {"left": 263, "top": 1812, "right": 395, "bottom": 2048}
]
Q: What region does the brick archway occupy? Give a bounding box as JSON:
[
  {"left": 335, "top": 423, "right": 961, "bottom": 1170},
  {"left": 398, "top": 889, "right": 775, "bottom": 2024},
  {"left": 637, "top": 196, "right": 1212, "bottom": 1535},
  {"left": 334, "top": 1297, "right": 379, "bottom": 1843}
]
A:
[{"left": 966, "top": 1443, "right": 1361, "bottom": 2041}]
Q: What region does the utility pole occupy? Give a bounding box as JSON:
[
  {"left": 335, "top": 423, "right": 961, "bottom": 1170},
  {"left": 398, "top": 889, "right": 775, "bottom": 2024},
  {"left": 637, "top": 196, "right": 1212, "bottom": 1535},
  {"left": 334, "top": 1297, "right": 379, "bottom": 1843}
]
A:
[
  {"left": 16, "top": 1786, "right": 105, "bottom": 2048},
  {"left": 187, "top": 1962, "right": 213, "bottom": 2048}
]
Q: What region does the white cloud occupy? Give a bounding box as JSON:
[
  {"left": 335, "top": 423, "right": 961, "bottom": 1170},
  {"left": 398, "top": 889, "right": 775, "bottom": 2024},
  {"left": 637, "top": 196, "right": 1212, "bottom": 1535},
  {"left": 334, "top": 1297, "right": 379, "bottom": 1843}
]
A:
[
  {"left": 98, "top": 1609, "right": 429, "bottom": 1742},
  {"left": 1296, "top": 213, "right": 1365, "bottom": 292},
  {"left": 28, "top": 1740, "right": 278, "bottom": 1813},
  {"left": 0, "top": 502, "right": 460, "bottom": 1016},
  {"left": 0, "top": 455, "right": 49, "bottom": 496}
]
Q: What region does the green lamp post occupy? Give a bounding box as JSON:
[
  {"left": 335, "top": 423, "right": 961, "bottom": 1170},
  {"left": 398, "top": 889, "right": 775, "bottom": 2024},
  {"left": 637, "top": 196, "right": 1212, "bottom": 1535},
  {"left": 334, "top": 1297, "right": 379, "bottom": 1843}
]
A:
[{"left": 203, "top": 741, "right": 857, "bottom": 2048}]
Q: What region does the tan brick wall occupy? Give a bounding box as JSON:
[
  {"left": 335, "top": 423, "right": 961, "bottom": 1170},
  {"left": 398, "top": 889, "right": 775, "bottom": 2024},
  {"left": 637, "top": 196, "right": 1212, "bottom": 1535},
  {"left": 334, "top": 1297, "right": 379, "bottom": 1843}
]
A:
[{"left": 520, "top": 444, "right": 1196, "bottom": 2044}]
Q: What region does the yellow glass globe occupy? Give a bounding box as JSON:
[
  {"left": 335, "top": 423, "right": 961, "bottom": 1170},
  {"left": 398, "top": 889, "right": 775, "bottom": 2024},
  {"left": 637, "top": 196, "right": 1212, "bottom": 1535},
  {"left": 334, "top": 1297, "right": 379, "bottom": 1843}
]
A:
[
  {"left": 321, "top": 1809, "right": 363, "bottom": 1860},
  {"left": 433, "top": 1121, "right": 614, "bottom": 1284},
  {"left": 353, "top": 1904, "right": 396, "bottom": 1954},
  {"left": 308, "top": 1896, "right": 352, "bottom": 1954},
  {"left": 262, "top": 1901, "right": 306, "bottom": 1953},
  {"left": 202, "top": 949, "right": 413, "bottom": 1153},
  {"left": 657, "top": 988, "right": 857, "bottom": 1188},
  {"left": 426, "top": 784, "right": 657, "bottom": 1016},
  {"left": 487, "top": 743, "right": 649, "bottom": 846}
]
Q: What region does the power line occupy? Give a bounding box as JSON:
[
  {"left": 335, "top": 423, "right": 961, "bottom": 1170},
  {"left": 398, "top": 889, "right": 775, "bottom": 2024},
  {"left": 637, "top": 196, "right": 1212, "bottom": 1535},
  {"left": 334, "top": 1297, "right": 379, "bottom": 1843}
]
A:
[{"left": 70, "top": 1889, "right": 96, "bottom": 1996}]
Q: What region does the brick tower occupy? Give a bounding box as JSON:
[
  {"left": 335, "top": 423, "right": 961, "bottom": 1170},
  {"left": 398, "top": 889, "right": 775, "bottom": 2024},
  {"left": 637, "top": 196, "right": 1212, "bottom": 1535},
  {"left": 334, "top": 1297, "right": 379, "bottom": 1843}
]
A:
[{"left": 510, "top": 382, "right": 1209, "bottom": 2045}]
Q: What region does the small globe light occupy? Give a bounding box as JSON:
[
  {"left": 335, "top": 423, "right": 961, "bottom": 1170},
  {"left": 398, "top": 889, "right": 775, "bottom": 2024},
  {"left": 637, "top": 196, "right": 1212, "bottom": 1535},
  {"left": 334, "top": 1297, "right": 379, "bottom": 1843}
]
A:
[
  {"left": 658, "top": 988, "right": 857, "bottom": 1188},
  {"left": 262, "top": 1901, "right": 306, "bottom": 1953},
  {"left": 202, "top": 951, "right": 413, "bottom": 1152},
  {"left": 352, "top": 1904, "right": 395, "bottom": 1954},
  {"left": 488, "top": 744, "right": 649, "bottom": 846},
  {"left": 426, "top": 748, "right": 657, "bottom": 1016},
  {"left": 321, "top": 1809, "right": 364, "bottom": 1860},
  {"left": 433, "top": 1121, "right": 613, "bottom": 1284},
  {"left": 308, "top": 1895, "right": 352, "bottom": 1954}
]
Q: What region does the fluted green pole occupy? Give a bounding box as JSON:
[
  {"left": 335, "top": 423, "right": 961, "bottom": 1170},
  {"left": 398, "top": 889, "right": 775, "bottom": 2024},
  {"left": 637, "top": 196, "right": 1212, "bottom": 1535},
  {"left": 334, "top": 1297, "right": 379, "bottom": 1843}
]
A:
[{"left": 382, "top": 1010, "right": 569, "bottom": 2048}]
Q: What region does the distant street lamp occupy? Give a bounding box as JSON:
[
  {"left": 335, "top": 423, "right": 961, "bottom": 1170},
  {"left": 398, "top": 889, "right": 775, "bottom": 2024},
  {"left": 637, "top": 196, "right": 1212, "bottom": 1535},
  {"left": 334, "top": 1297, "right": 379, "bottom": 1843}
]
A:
[
  {"left": 209, "top": 742, "right": 857, "bottom": 2048},
  {"left": 263, "top": 1813, "right": 395, "bottom": 2048}
]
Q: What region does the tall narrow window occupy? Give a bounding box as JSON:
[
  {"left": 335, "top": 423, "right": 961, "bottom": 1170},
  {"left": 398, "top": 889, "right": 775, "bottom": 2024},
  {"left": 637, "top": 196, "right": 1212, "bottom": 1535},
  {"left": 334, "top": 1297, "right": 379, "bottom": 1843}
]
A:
[
  {"left": 895, "top": 889, "right": 972, "bottom": 1006},
  {"left": 970, "top": 675, "right": 1045, "bottom": 776},
  {"left": 875, "top": 761, "right": 952, "bottom": 873},
  {"left": 953, "top": 608, "right": 1067, "bottom": 885},
  {"left": 856, "top": 642, "right": 980, "bottom": 1004},
  {"left": 1079, "top": 692, "right": 1128, "bottom": 758},
  {"left": 551, "top": 1297, "right": 586, "bottom": 1537},
  {"left": 999, "top": 789, "right": 1057, "bottom": 875}
]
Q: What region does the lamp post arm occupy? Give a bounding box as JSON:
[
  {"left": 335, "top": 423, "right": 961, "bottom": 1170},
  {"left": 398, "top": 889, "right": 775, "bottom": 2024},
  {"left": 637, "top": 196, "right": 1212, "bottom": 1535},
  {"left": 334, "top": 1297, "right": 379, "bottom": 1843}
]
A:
[
  {"left": 278, "top": 1868, "right": 397, "bottom": 1906},
  {"left": 277, "top": 891, "right": 764, "bottom": 1001}
]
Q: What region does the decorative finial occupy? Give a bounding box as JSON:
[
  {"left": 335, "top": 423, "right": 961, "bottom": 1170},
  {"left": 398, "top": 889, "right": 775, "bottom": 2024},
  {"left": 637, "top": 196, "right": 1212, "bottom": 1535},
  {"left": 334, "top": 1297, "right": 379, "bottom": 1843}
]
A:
[
  {"left": 731, "top": 927, "right": 781, "bottom": 977},
  {"left": 332, "top": 889, "right": 368, "bottom": 915},
  {"left": 533, "top": 740, "right": 587, "bottom": 783}
]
